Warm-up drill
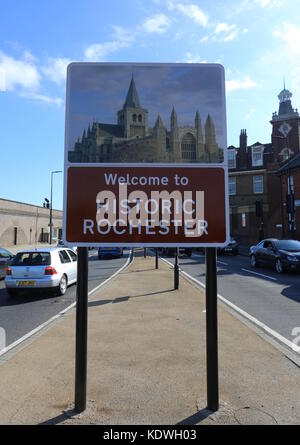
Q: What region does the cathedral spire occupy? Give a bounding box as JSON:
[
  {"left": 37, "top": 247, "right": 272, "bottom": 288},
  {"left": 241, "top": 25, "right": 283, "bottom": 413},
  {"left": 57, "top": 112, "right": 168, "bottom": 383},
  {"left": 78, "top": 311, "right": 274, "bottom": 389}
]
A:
[
  {"left": 205, "top": 114, "right": 216, "bottom": 145},
  {"left": 154, "top": 114, "right": 165, "bottom": 129},
  {"left": 124, "top": 74, "right": 141, "bottom": 108}
]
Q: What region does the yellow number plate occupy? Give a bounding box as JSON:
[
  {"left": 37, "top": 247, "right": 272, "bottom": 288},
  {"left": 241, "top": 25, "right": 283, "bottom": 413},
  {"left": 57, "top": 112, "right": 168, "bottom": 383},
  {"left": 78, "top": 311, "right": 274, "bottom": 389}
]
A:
[{"left": 17, "top": 281, "right": 36, "bottom": 287}]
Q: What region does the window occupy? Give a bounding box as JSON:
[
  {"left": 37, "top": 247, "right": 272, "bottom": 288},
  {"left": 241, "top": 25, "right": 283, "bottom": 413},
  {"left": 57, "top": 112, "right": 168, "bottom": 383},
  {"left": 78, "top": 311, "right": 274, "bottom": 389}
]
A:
[
  {"left": 138, "top": 114, "right": 142, "bottom": 122},
  {"left": 59, "top": 250, "right": 71, "bottom": 264},
  {"left": 181, "top": 133, "right": 196, "bottom": 160},
  {"left": 12, "top": 252, "right": 51, "bottom": 266},
  {"left": 132, "top": 114, "right": 136, "bottom": 122},
  {"left": 253, "top": 175, "right": 263, "bottom": 194},
  {"left": 67, "top": 249, "right": 77, "bottom": 262},
  {"left": 251, "top": 146, "right": 263, "bottom": 167},
  {"left": 242, "top": 212, "right": 246, "bottom": 227},
  {"left": 228, "top": 149, "right": 236, "bottom": 169},
  {"left": 229, "top": 177, "right": 236, "bottom": 195}
]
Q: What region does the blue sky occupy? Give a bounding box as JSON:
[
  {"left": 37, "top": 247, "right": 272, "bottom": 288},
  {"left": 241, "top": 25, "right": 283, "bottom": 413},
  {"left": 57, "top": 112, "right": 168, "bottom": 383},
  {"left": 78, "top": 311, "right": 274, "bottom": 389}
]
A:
[{"left": 1, "top": 0, "right": 300, "bottom": 209}]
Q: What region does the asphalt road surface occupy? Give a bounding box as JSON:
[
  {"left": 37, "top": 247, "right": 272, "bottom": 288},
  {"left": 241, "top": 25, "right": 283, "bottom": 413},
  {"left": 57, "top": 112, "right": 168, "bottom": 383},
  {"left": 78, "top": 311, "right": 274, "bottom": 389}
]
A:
[
  {"left": 159, "top": 250, "right": 300, "bottom": 345},
  {"left": 0, "top": 249, "right": 129, "bottom": 349}
]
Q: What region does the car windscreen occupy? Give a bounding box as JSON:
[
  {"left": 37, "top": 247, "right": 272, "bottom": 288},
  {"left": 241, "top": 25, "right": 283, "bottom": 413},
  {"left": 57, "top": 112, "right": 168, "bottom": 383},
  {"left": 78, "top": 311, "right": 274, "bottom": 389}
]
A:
[
  {"left": 11, "top": 252, "right": 51, "bottom": 266},
  {"left": 275, "top": 240, "right": 300, "bottom": 251}
]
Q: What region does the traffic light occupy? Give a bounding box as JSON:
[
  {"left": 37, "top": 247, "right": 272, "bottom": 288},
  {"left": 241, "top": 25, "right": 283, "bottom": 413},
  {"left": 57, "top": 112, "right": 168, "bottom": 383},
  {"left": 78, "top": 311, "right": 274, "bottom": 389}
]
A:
[{"left": 255, "top": 200, "right": 262, "bottom": 218}]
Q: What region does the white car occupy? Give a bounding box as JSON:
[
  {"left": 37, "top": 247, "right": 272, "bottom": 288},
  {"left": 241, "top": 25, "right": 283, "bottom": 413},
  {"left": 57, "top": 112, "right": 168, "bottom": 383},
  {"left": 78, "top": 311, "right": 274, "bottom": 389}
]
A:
[{"left": 5, "top": 248, "right": 77, "bottom": 297}]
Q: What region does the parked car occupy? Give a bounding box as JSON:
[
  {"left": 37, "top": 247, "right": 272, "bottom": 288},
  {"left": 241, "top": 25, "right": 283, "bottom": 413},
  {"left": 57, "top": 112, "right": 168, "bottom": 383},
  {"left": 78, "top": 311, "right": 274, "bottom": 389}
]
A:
[
  {"left": 160, "top": 248, "right": 192, "bottom": 257},
  {"left": 250, "top": 238, "right": 300, "bottom": 273},
  {"left": 57, "top": 239, "right": 77, "bottom": 253},
  {"left": 98, "top": 247, "right": 123, "bottom": 259},
  {"left": 5, "top": 247, "right": 77, "bottom": 296},
  {"left": 218, "top": 238, "right": 239, "bottom": 255},
  {"left": 0, "top": 247, "right": 14, "bottom": 279}
]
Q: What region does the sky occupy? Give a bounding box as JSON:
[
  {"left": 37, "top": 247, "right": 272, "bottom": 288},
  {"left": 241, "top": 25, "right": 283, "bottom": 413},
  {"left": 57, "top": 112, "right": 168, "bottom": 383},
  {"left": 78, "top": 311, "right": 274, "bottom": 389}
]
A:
[
  {"left": 1, "top": 0, "right": 300, "bottom": 209},
  {"left": 67, "top": 63, "right": 226, "bottom": 152}
]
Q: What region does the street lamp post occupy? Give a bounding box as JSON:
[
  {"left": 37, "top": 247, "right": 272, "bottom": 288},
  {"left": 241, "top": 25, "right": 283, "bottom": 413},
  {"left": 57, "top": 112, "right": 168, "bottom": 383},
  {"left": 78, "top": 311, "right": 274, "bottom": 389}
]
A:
[{"left": 49, "top": 170, "right": 62, "bottom": 245}]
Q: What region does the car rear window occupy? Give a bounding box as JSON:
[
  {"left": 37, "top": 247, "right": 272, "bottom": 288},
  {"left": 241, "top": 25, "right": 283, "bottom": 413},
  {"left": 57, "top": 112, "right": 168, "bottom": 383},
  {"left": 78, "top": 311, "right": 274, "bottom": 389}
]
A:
[
  {"left": 11, "top": 252, "right": 51, "bottom": 266},
  {"left": 275, "top": 240, "right": 300, "bottom": 251}
]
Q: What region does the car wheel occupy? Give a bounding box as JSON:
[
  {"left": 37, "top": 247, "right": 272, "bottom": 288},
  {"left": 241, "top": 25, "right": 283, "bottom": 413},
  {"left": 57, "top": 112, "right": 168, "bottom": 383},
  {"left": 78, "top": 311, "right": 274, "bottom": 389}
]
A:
[
  {"left": 57, "top": 275, "right": 67, "bottom": 296},
  {"left": 250, "top": 254, "right": 258, "bottom": 267},
  {"left": 275, "top": 258, "right": 283, "bottom": 274}
]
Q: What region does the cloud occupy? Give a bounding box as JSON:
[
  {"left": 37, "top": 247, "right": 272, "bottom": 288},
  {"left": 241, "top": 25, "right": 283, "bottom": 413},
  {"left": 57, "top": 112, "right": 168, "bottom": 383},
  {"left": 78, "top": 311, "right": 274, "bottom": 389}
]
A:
[
  {"left": 255, "top": 0, "right": 281, "bottom": 7},
  {"left": 85, "top": 25, "right": 135, "bottom": 61},
  {"left": 141, "top": 13, "right": 171, "bottom": 33},
  {"left": 42, "top": 57, "right": 71, "bottom": 85},
  {"left": 226, "top": 76, "right": 256, "bottom": 92},
  {"left": 0, "top": 51, "right": 40, "bottom": 92},
  {"left": 201, "top": 22, "right": 239, "bottom": 43},
  {"left": 245, "top": 108, "right": 256, "bottom": 119},
  {"left": 273, "top": 23, "right": 300, "bottom": 57},
  {"left": 176, "top": 3, "right": 208, "bottom": 26},
  {"left": 20, "top": 92, "right": 63, "bottom": 106},
  {"left": 185, "top": 53, "right": 206, "bottom": 63}
]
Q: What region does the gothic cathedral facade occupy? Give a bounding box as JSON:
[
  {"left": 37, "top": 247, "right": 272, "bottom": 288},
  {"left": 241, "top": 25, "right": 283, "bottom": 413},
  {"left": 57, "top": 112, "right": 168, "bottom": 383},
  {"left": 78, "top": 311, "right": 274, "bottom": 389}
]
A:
[{"left": 69, "top": 75, "right": 223, "bottom": 164}]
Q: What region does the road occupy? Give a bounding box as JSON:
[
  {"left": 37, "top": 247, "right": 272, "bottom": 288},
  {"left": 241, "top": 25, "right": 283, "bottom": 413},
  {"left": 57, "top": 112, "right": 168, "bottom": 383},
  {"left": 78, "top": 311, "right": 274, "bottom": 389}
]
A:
[
  {"left": 0, "top": 249, "right": 129, "bottom": 349},
  {"left": 159, "top": 250, "right": 300, "bottom": 346}
]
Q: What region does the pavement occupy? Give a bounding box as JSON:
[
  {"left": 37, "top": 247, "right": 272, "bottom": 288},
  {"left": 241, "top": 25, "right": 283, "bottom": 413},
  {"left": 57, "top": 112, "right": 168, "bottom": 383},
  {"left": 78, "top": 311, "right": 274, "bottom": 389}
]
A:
[{"left": 0, "top": 249, "right": 299, "bottom": 425}]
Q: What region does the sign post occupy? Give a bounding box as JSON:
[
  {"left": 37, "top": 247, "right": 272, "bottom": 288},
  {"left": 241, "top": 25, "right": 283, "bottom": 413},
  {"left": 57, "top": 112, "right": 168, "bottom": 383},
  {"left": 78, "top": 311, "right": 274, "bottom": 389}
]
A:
[
  {"left": 174, "top": 248, "right": 179, "bottom": 290},
  {"left": 63, "top": 63, "right": 229, "bottom": 414},
  {"left": 205, "top": 247, "right": 219, "bottom": 411},
  {"left": 75, "top": 247, "right": 88, "bottom": 413}
]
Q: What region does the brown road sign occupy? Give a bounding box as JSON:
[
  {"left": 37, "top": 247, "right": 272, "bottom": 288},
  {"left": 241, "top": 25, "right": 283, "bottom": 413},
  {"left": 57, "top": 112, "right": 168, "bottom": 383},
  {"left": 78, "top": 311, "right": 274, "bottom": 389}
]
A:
[{"left": 64, "top": 164, "right": 229, "bottom": 246}]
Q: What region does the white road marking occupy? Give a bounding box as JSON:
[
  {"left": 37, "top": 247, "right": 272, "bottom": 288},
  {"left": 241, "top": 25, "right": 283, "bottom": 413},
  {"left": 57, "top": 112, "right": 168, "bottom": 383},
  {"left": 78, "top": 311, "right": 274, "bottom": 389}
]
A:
[
  {"left": 0, "top": 251, "right": 133, "bottom": 358},
  {"left": 160, "top": 257, "right": 299, "bottom": 355},
  {"left": 241, "top": 268, "right": 277, "bottom": 281},
  {"left": 217, "top": 260, "right": 228, "bottom": 266}
]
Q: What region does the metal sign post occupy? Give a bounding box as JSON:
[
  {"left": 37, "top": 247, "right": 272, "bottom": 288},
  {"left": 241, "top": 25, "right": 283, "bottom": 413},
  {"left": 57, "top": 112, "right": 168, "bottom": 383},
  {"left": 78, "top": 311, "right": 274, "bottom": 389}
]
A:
[
  {"left": 155, "top": 248, "right": 159, "bottom": 269},
  {"left": 205, "top": 247, "right": 219, "bottom": 411},
  {"left": 174, "top": 248, "right": 179, "bottom": 290},
  {"left": 63, "top": 63, "right": 229, "bottom": 414},
  {"left": 75, "top": 247, "right": 89, "bottom": 413}
]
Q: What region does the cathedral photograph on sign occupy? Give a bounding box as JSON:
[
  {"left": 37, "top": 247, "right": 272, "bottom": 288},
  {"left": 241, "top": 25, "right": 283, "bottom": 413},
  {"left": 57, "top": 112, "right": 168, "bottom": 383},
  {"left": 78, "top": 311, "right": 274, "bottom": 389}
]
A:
[{"left": 66, "top": 63, "right": 226, "bottom": 165}]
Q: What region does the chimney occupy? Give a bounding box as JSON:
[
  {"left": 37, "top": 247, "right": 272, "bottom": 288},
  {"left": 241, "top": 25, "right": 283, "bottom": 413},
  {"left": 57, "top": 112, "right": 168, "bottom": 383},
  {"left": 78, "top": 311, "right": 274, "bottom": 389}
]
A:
[{"left": 239, "top": 129, "right": 248, "bottom": 168}]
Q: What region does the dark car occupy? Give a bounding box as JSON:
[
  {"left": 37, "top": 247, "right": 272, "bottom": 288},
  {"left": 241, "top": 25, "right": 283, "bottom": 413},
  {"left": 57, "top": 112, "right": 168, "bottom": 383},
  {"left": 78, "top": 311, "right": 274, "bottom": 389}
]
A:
[
  {"left": 250, "top": 239, "right": 300, "bottom": 273},
  {"left": 160, "top": 248, "right": 192, "bottom": 257},
  {"left": 0, "top": 247, "right": 14, "bottom": 279},
  {"left": 218, "top": 238, "right": 238, "bottom": 255},
  {"left": 98, "top": 247, "right": 123, "bottom": 259}
]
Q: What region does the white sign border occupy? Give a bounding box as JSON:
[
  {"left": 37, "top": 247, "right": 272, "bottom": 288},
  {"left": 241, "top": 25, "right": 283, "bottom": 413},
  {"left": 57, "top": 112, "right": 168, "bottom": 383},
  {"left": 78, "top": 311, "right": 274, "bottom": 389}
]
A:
[{"left": 63, "top": 62, "right": 229, "bottom": 248}]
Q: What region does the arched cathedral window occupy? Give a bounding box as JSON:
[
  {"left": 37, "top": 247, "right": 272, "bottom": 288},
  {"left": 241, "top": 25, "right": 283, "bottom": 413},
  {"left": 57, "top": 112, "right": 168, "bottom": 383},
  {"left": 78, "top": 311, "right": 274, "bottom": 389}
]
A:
[
  {"left": 181, "top": 133, "right": 196, "bottom": 160},
  {"left": 138, "top": 114, "right": 142, "bottom": 122},
  {"left": 133, "top": 114, "right": 137, "bottom": 122}
]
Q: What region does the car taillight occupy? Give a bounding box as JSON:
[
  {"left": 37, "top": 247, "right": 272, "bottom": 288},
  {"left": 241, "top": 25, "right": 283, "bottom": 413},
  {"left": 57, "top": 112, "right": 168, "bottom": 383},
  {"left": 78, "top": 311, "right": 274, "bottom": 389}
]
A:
[
  {"left": 44, "top": 266, "right": 57, "bottom": 275},
  {"left": 6, "top": 267, "right": 12, "bottom": 276}
]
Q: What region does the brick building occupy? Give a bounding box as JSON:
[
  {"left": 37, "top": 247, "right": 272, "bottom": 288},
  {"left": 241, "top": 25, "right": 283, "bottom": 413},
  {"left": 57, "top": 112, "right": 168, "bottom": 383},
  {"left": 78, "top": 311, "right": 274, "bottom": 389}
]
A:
[{"left": 228, "top": 85, "right": 300, "bottom": 245}]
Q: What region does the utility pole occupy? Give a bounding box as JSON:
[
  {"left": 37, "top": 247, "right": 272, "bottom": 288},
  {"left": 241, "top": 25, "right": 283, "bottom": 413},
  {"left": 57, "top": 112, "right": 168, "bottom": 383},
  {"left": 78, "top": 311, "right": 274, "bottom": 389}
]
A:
[{"left": 49, "top": 170, "right": 62, "bottom": 245}]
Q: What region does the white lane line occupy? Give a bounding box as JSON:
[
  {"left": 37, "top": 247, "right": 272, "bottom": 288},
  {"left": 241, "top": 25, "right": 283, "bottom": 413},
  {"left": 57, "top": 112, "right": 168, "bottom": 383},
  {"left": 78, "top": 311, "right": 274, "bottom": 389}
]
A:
[
  {"left": 217, "top": 260, "right": 228, "bottom": 266},
  {"left": 160, "top": 257, "right": 300, "bottom": 355},
  {"left": 0, "top": 251, "right": 133, "bottom": 358},
  {"left": 241, "top": 268, "right": 277, "bottom": 281}
]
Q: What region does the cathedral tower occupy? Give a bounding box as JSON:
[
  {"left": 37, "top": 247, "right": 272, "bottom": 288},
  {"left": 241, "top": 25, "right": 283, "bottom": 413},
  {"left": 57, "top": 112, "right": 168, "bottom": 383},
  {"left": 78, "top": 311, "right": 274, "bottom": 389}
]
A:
[
  {"left": 195, "top": 110, "right": 206, "bottom": 161},
  {"left": 117, "top": 75, "right": 149, "bottom": 139},
  {"left": 205, "top": 114, "right": 219, "bottom": 162},
  {"left": 170, "top": 107, "right": 181, "bottom": 161}
]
